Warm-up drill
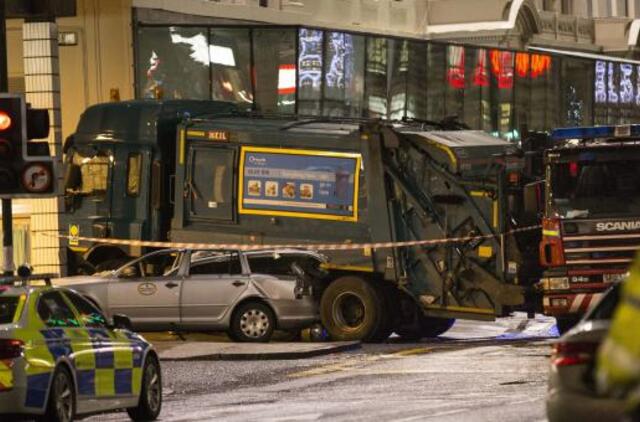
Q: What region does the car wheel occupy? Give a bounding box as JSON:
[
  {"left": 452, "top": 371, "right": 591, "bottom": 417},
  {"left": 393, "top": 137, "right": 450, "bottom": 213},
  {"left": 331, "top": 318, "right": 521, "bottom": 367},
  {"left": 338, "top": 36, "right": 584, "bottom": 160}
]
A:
[
  {"left": 231, "top": 302, "right": 276, "bottom": 342},
  {"left": 320, "top": 276, "right": 386, "bottom": 342},
  {"left": 41, "top": 365, "right": 75, "bottom": 422},
  {"left": 127, "top": 354, "right": 162, "bottom": 421}
]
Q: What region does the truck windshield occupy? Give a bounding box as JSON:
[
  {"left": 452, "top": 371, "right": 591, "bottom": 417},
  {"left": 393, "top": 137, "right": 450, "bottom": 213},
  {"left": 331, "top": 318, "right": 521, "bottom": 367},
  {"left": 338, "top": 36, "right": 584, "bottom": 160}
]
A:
[
  {"left": 549, "top": 157, "right": 640, "bottom": 219},
  {"left": 65, "top": 150, "right": 112, "bottom": 198}
]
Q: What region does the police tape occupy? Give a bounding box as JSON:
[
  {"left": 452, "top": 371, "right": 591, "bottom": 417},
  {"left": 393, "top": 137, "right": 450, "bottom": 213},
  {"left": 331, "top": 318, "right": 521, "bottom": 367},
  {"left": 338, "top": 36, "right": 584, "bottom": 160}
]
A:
[{"left": 45, "top": 225, "right": 542, "bottom": 252}]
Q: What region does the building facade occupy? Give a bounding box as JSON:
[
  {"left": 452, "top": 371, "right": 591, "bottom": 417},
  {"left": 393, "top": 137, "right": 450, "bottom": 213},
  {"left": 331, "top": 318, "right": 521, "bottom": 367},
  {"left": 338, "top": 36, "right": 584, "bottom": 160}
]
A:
[{"left": 5, "top": 0, "right": 640, "bottom": 274}]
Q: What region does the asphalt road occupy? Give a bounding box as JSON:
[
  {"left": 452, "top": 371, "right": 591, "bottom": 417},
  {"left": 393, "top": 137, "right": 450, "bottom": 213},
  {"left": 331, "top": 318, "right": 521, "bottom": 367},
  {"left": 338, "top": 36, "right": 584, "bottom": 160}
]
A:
[{"left": 90, "top": 315, "right": 557, "bottom": 422}]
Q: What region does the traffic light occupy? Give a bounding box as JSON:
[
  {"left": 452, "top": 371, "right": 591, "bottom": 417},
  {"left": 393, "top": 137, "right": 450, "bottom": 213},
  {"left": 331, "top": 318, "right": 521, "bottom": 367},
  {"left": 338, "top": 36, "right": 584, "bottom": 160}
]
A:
[{"left": 0, "top": 94, "right": 55, "bottom": 197}]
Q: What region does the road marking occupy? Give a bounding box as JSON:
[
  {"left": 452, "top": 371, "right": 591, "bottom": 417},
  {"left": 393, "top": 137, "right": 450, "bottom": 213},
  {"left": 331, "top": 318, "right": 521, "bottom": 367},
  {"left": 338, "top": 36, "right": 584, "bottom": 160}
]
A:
[
  {"left": 289, "top": 347, "right": 433, "bottom": 378},
  {"left": 383, "top": 347, "right": 432, "bottom": 357}
]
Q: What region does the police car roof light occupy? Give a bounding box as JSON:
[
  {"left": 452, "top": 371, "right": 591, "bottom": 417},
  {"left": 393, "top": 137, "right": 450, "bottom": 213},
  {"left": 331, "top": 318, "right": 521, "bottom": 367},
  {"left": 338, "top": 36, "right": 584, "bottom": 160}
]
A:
[
  {"left": 0, "top": 273, "right": 54, "bottom": 287},
  {"left": 551, "top": 125, "right": 640, "bottom": 141}
]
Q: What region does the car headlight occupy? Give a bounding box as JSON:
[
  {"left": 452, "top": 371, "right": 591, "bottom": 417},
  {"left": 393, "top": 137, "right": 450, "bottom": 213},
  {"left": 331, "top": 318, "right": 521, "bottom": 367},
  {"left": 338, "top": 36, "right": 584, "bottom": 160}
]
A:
[
  {"left": 603, "top": 272, "right": 629, "bottom": 283},
  {"left": 541, "top": 277, "right": 569, "bottom": 291}
]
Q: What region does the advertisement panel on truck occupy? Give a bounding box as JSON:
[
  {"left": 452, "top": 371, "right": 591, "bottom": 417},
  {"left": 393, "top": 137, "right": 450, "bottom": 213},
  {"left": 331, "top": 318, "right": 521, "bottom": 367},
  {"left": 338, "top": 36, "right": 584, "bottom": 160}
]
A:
[{"left": 238, "top": 146, "right": 361, "bottom": 222}]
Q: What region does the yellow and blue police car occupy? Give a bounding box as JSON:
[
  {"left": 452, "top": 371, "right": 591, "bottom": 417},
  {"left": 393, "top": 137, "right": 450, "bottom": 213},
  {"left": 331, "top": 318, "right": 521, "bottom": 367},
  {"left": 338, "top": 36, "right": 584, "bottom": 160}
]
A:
[{"left": 0, "top": 274, "right": 162, "bottom": 422}]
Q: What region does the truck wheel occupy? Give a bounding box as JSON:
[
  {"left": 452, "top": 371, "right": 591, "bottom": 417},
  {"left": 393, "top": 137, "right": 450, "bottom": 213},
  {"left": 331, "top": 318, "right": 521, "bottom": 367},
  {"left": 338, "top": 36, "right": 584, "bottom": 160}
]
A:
[
  {"left": 396, "top": 316, "right": 455, "bottom": 341},
  {"left": 419, "top": 317, "right": 455, "bottom": 338},
  {"left": 367, "top": 284, "right": 394, "bottom": 342},
  {"left": 230, "top": 302, "right": 276, "bottom": 342},
  {"left": 320, "top": 276, "right": 385, "bottom": 342}
]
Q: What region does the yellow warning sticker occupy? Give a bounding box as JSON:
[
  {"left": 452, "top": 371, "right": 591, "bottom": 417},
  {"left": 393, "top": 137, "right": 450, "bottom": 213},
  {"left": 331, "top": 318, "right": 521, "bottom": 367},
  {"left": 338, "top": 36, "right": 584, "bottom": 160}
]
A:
[{"left": 69, "top": 224, "right": 79, "bottom": 246}]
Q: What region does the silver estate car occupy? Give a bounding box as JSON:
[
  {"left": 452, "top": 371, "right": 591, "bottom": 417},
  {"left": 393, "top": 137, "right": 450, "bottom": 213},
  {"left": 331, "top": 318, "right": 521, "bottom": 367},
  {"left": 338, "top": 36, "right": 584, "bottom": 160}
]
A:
[
  {"left": 55, "top": 249, "right": 324, "bottom": 342},
  {"left": 546, "top": 283, "right": 626, "bottom": 422}
]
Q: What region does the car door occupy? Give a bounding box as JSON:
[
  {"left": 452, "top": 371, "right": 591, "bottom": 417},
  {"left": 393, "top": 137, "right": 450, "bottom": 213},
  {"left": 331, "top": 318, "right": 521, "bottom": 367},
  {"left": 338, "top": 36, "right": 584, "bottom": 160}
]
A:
[
  {"left": 107, "top": 250, "right": 184, "bottom": 330},
  {"left": 62, "top": 290, "right": 138, "bottom": 411},
  {"left": 180, "top": 251, "right": 250, "bottom": 328},
  {"left": 35, "top": 291, "right": 112, "bottom": 409}
]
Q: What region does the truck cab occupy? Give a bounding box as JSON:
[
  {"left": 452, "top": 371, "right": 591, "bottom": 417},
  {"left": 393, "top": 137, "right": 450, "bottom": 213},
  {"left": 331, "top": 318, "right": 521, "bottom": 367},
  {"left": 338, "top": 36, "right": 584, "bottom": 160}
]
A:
[
  {"left": 63, "top": 100, "right": 238, "bottom": 274},
  {"left": 538, "top": 125, "right": 640, "bottom": 332}
]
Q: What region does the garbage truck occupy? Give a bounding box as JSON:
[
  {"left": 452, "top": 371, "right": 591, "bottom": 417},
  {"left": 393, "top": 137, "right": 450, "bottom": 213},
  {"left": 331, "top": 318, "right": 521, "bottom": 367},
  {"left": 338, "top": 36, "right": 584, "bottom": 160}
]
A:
[{"left": 63, "top": 100, "right": 539, "bottom": 341}]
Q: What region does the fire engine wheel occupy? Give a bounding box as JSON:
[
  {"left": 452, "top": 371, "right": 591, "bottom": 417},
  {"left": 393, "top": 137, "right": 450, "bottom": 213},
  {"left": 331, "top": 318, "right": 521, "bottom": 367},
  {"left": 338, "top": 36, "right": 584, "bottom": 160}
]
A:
[
  {"left": 320, "top": 276, "right": 388, "bottom": 342},
  {"left": 396, "top": 316, "right": 456, "bottom": 341}
]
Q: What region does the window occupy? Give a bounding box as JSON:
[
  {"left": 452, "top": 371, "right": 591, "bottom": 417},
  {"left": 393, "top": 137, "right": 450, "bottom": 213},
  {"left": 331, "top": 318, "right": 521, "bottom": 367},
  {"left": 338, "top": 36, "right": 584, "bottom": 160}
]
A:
[
  {"left": 189, "top": 251, "right": 242, "bottom": 275},
  {"left": 364, "top": 36, "right": 389, "bottom": 118},
  {"left": 298, "top": 28, "right": 324, "bottom": 115},
  {"left": 248, "top": 255, "right": 298, "bottom": 276},
  {"left": 64, "top": 291, "right": 107, "bottom": 328},
  {"left": 561, "top": 57, "right": 594, "bottom": 127},
  {"left": 561, "top": 0, "right": 572, "bottom": 14},
  {"left": 136, "top": 26, "right": 211, "bottom": 99},
  {"left": 37, "top": 292, "right": 80, "bottom": 328},
  {"left": 323, "top": 32, "right": 366, "bottom": 117},
  {"left": 119, "top": 251, "right": 182, "bottom": 278},
  {"left": 210, "top": 28, "right": 253, "bottom": 105},
  {"left": 426, "top": 43, "right": 446, "bottom": 122},
  {"left": 406, "top": 41, "right": 428, "bottom": 119},
  {"left": 587, "top": 284, "right": 620, "bottom": 320},
  {"left": 126, "top": 153, "right": 142, "bottom": 197},
  {"left": 616, "top": 0, "right": 628, "bottom": 16},
  {"left": 253, "top": 28, "right": 297, "bottom": 114},
  {"left": 0, "top": 296, "right": 22, "bottom": 324},
  {"left": 66, "top": 150, "right": 111, "bottom": 198}
]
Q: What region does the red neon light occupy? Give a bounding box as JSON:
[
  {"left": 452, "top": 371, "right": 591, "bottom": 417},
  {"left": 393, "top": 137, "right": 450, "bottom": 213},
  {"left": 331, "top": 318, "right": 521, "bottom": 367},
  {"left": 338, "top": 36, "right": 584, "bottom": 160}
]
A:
[
  {"left": 278, "top": 64, "right": 297, "bottom": 95},
  {"left": 515, "top": 53, "right": 530, "bottom": 78},
  {"left": 446, "top": 46, "right": 465, "bottom": 89},
  {"left": 473, "top": 49, "right": 489, "bottom": 87},
  {"left": 531, "top": 54, "right": 551, "bottom": 78},
  {"left": 490, "top": 50, "right": 514, "bottom": 89}
]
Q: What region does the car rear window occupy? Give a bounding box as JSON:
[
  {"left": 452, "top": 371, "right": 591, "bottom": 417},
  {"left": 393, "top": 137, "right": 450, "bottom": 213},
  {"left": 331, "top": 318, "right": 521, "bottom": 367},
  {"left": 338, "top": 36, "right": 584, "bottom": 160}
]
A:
[
  {"left": 587, "top": 284, "right": 621, "bottom": 321},
  {"left": 0, "top": 296, "right": 21, "bottom": 324}
]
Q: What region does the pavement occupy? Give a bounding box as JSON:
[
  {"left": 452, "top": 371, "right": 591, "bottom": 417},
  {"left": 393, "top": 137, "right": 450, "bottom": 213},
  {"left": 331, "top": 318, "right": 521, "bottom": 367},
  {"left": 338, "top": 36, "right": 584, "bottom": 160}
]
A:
[
  {"left": 85, "top": 314, "right": 557, "bottom": 422},
  {"left": 157, "top": 341, "right": 361, "bottom": 361}
]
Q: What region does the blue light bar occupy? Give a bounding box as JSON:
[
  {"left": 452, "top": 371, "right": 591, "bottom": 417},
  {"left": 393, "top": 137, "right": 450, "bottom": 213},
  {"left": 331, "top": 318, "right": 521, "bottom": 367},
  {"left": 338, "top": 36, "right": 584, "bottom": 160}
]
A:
[{"left": 551, "top": 125, "right": 640, "bottom": 141}]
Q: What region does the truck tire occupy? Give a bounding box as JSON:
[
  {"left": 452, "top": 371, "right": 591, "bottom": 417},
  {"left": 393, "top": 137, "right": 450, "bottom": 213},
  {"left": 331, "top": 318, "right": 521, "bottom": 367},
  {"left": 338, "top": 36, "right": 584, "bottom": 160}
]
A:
[
  {"left": 320, "top": 276, "right": 386, "bottom": 342},
  {"left": 396, "top": 316, "right": 455, "bottom": 341}
]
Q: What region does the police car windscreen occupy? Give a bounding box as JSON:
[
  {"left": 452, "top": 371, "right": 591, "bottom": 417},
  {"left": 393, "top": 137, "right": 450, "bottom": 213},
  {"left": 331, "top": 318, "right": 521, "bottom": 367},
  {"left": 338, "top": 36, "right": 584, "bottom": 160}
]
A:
[{"left": 0, "top": 297, "right": 20, "bottom": 324}]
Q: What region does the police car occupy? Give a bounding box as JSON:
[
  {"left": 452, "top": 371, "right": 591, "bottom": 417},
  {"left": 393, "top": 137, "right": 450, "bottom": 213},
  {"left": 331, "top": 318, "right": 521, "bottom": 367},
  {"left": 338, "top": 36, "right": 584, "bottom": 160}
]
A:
[{"left": 0, "top": 273, "right": 162, "bottom": 421}]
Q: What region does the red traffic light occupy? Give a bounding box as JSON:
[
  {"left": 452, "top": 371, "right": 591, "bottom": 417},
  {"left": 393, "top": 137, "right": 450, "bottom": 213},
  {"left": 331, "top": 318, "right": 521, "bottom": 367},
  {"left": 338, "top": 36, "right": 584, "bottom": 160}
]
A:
[{"left": 0, "top": 111, "right": 12, "bottom": 131}]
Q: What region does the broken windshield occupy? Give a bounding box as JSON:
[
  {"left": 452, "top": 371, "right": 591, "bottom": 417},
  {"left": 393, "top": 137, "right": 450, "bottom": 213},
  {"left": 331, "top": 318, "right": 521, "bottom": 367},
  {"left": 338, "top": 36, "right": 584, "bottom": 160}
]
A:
[
  {"left": 549, "top": 156, "right": 640, "bottom": 219},
  {"left": 64, "top": 149, "right": 112, "bottom": 199}
]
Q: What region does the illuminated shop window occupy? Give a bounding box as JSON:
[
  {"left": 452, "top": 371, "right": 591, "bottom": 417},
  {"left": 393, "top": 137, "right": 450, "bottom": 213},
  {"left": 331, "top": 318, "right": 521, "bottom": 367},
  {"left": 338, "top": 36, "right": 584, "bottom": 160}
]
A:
[
  {"left": 561, "top": 57, "right": 593, "bottom": 127},
  {"left": 210, "top": 28, "right": 253, "bottom": 105},
  {"left": 136, "top": 26, "right": 211, "bottom": 99},
  {"left": 389, "top": 40, "right": 409, "bottom": 120},
  {"left": 323, "top": 32, "right": 365, "bottom": 117},
  {"left": 298, "top": 28, "right": 324, "bottom": 115},
  {"left": 426, "top": 43, "right": 446, "bottom": 122},
  {"left": 365, "top": 37, "right": 388, "bottom": 118},
  {"left": 405, "top": 41, "right": 428, "bottom": 120},
  {"left": 254, "top": 28, "right": 296, "bottom": 113}
]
